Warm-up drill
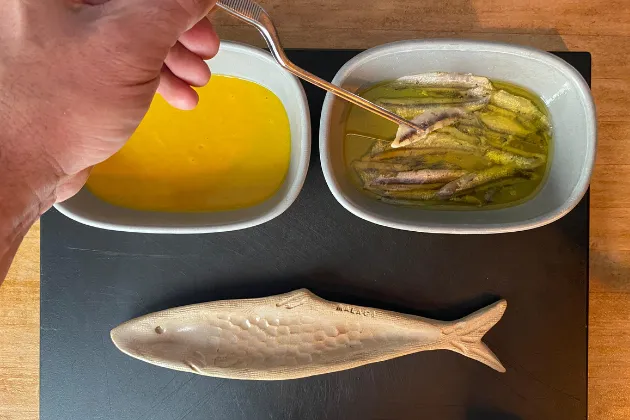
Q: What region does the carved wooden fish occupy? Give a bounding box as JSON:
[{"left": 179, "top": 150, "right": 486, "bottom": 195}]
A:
[{"left": 111, "top": 289, "right": 507, "bottom": 380}]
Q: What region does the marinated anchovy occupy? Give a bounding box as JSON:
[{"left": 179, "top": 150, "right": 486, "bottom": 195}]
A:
[
  {"left": 490, "top": 90, "right": 549, "bottom": 125},
  {"left": 367, "top": 169, "right": 468, "bottom": 185},
  {"left": 392, "top": 72, "right": 494, "bottom": 91},
  {"left": 484, "top": 149, "right": 545, "bottom": 169},
  {"left": 373, "top": 104, "right": 444, "bottom": 120},
  {"left": 437, "top": 126, "right": 482, "bottom": 145},
  {"left": 392, "top": 108, "right": 467, "bottom": 148},
  {"left": 405, "top": 133, "right": 483, "bottom": 153},
  {"left": 436, "top": 165, "right": 519, "bottom": 199},
  {"left": 366, "top": 139, "right": 392, "bottom": 156},
  {"left": 367, "top": 182, "right": 446, "bottom": 192},
  {"left": 478, "top": 176, "right": 532, "bottom": 191},
  {"left": 485, "top": 139, "right": 545, "bottom": 159},
  {"left": 376, "top": 96, "right": 489, "bottom": 120},
  {"left": 346, "top": 72, "right": 551, "bottom": 208},
  {"left": 426, "top": 161, "right": 464, "bottom": 170},
  {"left": 377, "top": 189, "right": 438, "bottom": 200},
  {"left": 478, "top": 112, "right": 532, "bottom": 137}
]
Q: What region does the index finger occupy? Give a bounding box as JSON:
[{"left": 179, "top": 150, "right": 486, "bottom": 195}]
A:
[{"left": 179, "top": 18, "right": 220, "bottom": 59}]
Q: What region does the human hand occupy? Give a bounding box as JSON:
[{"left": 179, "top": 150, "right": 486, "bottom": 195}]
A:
[{"left": 0, "top": 0, "right": 220, "bottom": 203}]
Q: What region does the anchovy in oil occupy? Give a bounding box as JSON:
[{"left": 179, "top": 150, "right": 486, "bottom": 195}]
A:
[
  {"left": 347, "top": 72, "right": 551, "bottom": 208},
  {"left": 392, "top": 72, "right": 494, "bottom": 91},
  {"left": 436, "top": 165, "right": 519, "bottom": 199}
]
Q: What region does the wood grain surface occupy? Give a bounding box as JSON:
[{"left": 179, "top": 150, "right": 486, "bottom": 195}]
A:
[{"left": 1, "top": 0, "right": 628, "bottom": 418}]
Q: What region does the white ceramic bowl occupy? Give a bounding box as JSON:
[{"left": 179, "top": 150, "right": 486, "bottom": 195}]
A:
[
  {"left": 320, "top": 40, "right": 596, "bottom": 234},
  {"left": 55, "top": 42, "right": 310, "bottom": 234}
]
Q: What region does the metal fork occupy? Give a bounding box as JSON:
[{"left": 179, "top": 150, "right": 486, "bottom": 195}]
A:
[{"left": 215, "top": 0, "right": 423, "bottom": 132}]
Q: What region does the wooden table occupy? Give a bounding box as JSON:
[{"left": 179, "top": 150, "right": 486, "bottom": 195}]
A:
[{"left": 1, "top": 1, "right": 628, "bottom": 418}]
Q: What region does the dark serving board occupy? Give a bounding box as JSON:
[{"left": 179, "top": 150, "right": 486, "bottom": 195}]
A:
[{"left": 41, "top": 50, "right": 590, "bottom": 420}]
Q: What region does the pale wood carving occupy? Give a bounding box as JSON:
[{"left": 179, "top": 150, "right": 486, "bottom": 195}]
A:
[{"left": 111, "top": 289, "right": 507, "bottom": 379}]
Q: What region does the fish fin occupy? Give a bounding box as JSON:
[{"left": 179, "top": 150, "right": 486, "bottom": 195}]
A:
[
  {"left": 440, "top": 299, "right": 507, "bottom": 372},
  {"left": 275, "top": 289, "right": 317, "bottom": 309}
]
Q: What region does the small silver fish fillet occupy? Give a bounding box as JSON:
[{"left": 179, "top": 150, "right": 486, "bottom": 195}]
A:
[
  {"left": 392, "top": 72, "right": 494, "bottom": 91},
  {"left": 111, "top": 289, "right": 507, "bottom": 380},
  {"left": 490, "top": 90, "right": 549, "bottom": 125},
  {"left": 370, "top": 169, "right": 468, "bottom": 185},
  {"left": 484, "top": 149, "right": 545, "bottom": 169},
  {"left": 393, "top": 108, "right": 467, "bottom": 148},
  {"left": 436, "top": 165, "right": 519, "bottom": 199},
  {"left": 378, "top": 97, "right": 489, "bottom": 121}
]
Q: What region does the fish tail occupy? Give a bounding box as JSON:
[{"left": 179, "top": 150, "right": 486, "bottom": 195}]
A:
[{"left": 440, "top": 300, "right": 507, "bottom": 372}]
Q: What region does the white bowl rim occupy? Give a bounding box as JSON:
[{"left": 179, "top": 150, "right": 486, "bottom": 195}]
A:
[
  {"left": 55, "top": 41, "right": 311, "bottom": 234},
  {"left": 319, "top": 39, "right": 597, "bottom": 234}
]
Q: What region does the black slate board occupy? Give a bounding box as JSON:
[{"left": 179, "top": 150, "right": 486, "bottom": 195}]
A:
[{"left": 41, "top": 50, "right": 590, "bottom": 420}]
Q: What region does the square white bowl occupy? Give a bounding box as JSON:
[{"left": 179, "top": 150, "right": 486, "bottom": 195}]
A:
[
  {"left": 55, "top": 41, "right": 310, "bottom": 234},
  {"left": 320, "top": 40, "right": 596, "bottom": 234}
]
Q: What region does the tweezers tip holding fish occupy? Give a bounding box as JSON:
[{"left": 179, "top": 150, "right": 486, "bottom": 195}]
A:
[{"left": 111, "top": 289, "right": 507, "bottom": 380}]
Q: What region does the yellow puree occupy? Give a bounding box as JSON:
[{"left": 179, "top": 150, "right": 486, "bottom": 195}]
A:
[{"left": 87, "top": 75, "right": 291, "bottom": 212}]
